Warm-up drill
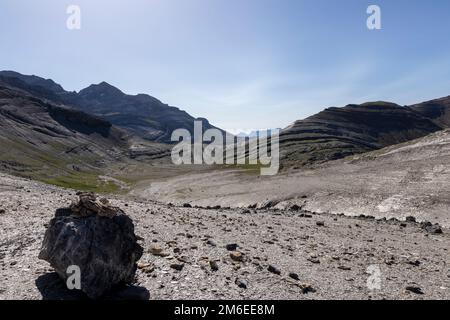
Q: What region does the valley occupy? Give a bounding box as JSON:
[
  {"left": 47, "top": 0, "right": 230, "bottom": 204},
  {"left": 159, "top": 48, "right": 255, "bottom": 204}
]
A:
[{"left": 1, "top": 71, "right": 450, "bottom": 300}]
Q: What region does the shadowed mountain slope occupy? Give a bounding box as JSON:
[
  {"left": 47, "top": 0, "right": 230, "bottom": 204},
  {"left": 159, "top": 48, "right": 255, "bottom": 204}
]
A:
[
  {"left": 0, "top": 71, "right": 222, "bottom": 143},
  {"left": 0, "top": 80, "right": 170, "bottom": 191},
  {"left": 279, "top": 101, "right": 445, "bottom": 167}
]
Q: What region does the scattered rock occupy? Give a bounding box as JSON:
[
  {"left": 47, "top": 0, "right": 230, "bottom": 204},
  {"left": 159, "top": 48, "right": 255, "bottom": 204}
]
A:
[
  {"left": 235, "top": 278, "right": 247, "bottom": 289},
  {"left": 338, "top": 265, "right": 351, "bottom": 271},
  {"left": 0, "top": 209, "right": 5, "bottom": 214},
  {"left": 206, "top": 239, "right": 217, "bottom": 247},
  {"left": 69, "top": 192, "right": 121, "bottom": 218},
  {"left": 300, "top": 284, "right": 315, "bottom": 294},
  {"left": 268, "top": 265, "right": 281, "bottom": 275},
  {"left": 210, "top": 260, "right": 219, "bottom": 271},
  {"left": 38, "top": 193, "right": 143, "bottom": 299},
  {"left": 406, "top": 286, "right": 424, "bottom": 295},
  {"left": 421, "top": 221, "right": 443, "bottom": 234},
  {"left": 170, "top": 263, "right": 184, "bottom": 271},
  {"left": 405, "top": 216, "right": 416, "bottom": 223},
  {"left": 230, "top": 251, "right": 244, "bottom": 262},
  {"left": 307, "top": 257, "right": 320, "bottom": 264},
  {"left": 225, "top": 243, "right": 238, "bottom": 251},
  {"left": 407, "top": 260, "right": 421, "bottom": 267},
  {"left": 289, "top": 273, "right": 300, "bottom": 280},
  {"left": 316, "top": 221, "right": 325, "bottom": 227},
  {"left": 182, "top": 203, "right": 192, "bottom": 208},
  {"left": 149, "top": 244, "right": 169, "bottom": 257},
  {"left": 137, "top": 262, "right": 155, "bottom": 274}
]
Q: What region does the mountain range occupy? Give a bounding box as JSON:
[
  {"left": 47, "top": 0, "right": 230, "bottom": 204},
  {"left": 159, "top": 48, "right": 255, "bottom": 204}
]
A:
[
  {"left": 279, "top": 100, "right": 450, "bottom": 167},
  {"left": 0, "top": 71, "right": 220, "bottom": 143},
  {"left": 2, "top": 70, "right": 450, "bottom": 189}
]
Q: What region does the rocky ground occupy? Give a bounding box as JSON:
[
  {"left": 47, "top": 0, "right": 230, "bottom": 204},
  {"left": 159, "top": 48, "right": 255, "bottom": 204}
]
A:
[
  {"left": 135, "top": 129, "right": 450, "bottom": 228},
  {"left": 1, "top": 172, "right": 449, "bottom": 300}
]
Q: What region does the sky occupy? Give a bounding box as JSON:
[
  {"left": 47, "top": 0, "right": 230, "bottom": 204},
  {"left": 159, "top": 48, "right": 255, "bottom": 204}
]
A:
[{"left": 2, "top": 0, "right": 450, "bottom": 133}]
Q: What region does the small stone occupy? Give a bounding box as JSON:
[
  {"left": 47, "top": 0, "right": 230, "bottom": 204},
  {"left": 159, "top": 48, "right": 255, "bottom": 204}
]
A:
[
  {"left": 230, "top": 251, "right": 244, "bottom": 262},
  {"left": 289, "top": 273, "right": 300, "bottom": 280},
  {"left": 170, "top": 263, "right": 184, "bottom": 271},
  {"left": 137, "top": 262, "right": 155, "bottom": 274},
  {"left": 225, "top": 243, "right": 238, "bottom": 251},
  {"left": 210, "top": 260, "right": 219, "bottom": 271},
  {"left": 421, "top": 221, "right": 443, "bottom": 234},
  {"left": 316, "top": 221, "right": 325, "bottom": 227},
  {"left": 407, "top": 260, "right": 421, "bottom": 267},
  {"left": 206, "top": 239, "right": 217, "bottom": 247},
  {"left": 235, "top": 278, "right": 247, "bottom": 289},
  {"left": 268, "top": 265, "right": 281, "bottom": 275},
  {"left": 149, "top": 244, "right": 169, "bottom": 257},
  {"left": 405, "top": 216, "right": 416, "bottom": 223},
  {"left": 149, "top": 244, "right": 163, "bottom": 254},
  {"left": 0, "top": 209, "right": 5, "bottom": 214},
  {"left": 176, "top": 256, "right": 190, "bottom": 263},
  {"left": 406, "top": 286, "right": 424, "bottom": 295},
  {"left": 300, "top": 284, "right": 315, "bottom": 294},
  {"left": 308, "top": 257, "right": 320, "bottom": 264},
  {"left": 338, "top": 265, "right": 351, "bottom": 271},
  {"left": 183, "top": 203, "right": 192, "bottom": 208}
]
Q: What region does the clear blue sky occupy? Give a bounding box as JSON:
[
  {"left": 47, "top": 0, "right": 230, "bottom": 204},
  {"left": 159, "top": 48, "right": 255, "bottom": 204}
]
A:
[{"left": 2, "top": 0, "right": 450, "bottom": 133}]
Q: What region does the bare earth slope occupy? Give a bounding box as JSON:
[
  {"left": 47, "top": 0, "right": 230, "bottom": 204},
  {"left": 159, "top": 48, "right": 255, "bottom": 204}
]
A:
[
  {"left": 136, "top": 129, "right": 450, "bottom": 227},
  {"left": 0, "top": 173, "right": 449, "bottom": 300}
]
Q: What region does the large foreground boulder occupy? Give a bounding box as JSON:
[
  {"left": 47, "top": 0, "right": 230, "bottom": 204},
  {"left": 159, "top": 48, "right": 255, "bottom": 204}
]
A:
[{"left": 38, "top": 193, "right": 143, "bottom": 299}]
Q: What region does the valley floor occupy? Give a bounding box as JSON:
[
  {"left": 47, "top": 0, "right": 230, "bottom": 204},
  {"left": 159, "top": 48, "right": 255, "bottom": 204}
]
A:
[
  {"left": 0, "top": 173, "right": 449, "bottom": 300},
  {"left": 134, "top": 130, "right": 450, "bottom": 228}
]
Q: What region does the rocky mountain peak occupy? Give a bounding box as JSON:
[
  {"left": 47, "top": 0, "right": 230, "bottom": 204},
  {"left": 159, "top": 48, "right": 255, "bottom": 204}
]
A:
[{"left": 78, "top": 81, "right": 124, "bottom": 99}]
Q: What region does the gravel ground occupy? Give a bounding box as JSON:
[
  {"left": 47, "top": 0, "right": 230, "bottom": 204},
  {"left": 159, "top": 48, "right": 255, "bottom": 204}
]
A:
[{"left": 1, "top": 173, "right": 449, "bottom": 300}]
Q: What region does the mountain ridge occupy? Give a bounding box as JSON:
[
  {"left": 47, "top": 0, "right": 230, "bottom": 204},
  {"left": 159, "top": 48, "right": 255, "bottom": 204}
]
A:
[{"left": 0, "top": 71, "right": 222, "bottom": 143}]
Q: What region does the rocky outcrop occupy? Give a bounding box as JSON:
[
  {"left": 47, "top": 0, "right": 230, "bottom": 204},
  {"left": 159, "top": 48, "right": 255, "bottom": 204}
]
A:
[{"left": 38, "top": 193, "right": 143, "bottom": 299}]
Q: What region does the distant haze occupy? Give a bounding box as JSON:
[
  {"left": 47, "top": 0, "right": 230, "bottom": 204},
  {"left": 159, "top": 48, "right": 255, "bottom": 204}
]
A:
[{"left": 2, "top": 0, "right": 450, "bottom": 132}]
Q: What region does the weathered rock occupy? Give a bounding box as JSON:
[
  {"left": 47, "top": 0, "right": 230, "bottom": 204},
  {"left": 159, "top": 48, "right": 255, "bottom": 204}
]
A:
[
  {"left": 149, "top": 244, "right": 169, "bottom": 257},
  {"left": 69, "top": 192, "right": 120, "bottom": 218},
  {"left": 300, "top": 284, "right": 315, "bottom": 294},
  {"left": 230, "top": 251, "right": 244, "bottom": 262},
  {"left": 225, "top": 243, "right": 238, "bottom": 251},
  {"left": 406, "top": 286, "right": 424, "bottom": 295},
  {"left": 235, "top": 278, "right": 248, "bottom": 289},
  {"left": 268, "top": 265, "right": 281, "bottom": 275},
  {"left": 289, "top": 272, "right": 300, "bottom": 280},
  {"left": 38, "top": 193, "right": 143, "bottom": 299},
  {"left": 210, "top": 260, "right": 219, "bottom": 271},
  {"left": 170, "top": 263, "right": 184, "bottom": 271},
  {"left": 137, "top": 262, "right": 155, "bottom": 274},
  {"left": 421, "top": 221, "right": 443, "bottom": 234}
]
